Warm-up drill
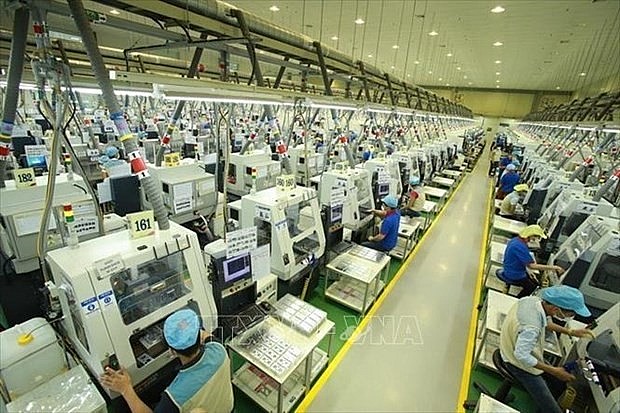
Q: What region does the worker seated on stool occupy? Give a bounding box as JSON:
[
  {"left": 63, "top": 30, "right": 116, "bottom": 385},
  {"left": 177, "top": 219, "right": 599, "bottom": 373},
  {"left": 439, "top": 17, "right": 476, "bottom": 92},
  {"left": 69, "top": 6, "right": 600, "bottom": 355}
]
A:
[
  {"left": 499, "top": 286, "right": 595, "bottom": 413},
  {"left": 499, "top": 183, "right": 529, "bottom": 221},
  {"left": 502, "top": 225, "right": 565, "bottom": 298},
  {"left": 401, "top": 177, "right": 425, "bottom": 218},
  {"left": 100, "top": 309, "right": 234, "bottom": 413},
  {"left": 363, "top": 195, "right": 400, "bottom": 252}
]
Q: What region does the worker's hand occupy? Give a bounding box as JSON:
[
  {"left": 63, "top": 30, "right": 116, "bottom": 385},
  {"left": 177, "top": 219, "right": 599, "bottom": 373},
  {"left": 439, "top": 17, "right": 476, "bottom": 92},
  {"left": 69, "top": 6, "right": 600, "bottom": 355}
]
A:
[
  {"left": 570, "top": 329, "right": 595, "bottom": 339},
  {"left": 551, "top": 366, "right": 576, "bottom": 382},
  {"left": 100, "top": 366, "right": 133, "bottom": 396},
  {"left": 554, "top": 266, "right": 565, "bottom": 276},
  {"left": 367, "top": 235, "right": 373, "bottom": 242}
]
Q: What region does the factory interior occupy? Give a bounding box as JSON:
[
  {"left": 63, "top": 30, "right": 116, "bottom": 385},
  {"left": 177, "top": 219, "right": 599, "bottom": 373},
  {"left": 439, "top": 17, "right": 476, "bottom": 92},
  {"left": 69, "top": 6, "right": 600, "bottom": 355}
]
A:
[{"left": 0, "top": 1, "right": 619, "bottom": 412}]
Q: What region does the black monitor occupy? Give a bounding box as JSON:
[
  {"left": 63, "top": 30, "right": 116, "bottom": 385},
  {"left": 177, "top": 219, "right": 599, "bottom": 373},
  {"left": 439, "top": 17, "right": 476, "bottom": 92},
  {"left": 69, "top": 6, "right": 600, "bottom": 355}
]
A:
[
  {"left": 561, "top": 212, "right": 589, "bottom": 237},
  {"left": 221, "top": 253, "right": 252, "bottom": 287},
  {"left": 589, "top": 253, "right": 620, "bottom": 294},
  {"left": 377, "top": 183, "right": 390, "bottom": 197},
  {"left": 11, "top": 135, "right": 37, "bottom": 158}
]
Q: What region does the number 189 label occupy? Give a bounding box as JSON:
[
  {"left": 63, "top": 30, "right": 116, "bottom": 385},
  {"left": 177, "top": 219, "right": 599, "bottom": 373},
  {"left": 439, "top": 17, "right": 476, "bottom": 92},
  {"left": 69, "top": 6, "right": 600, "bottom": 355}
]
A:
[
  {"left": 14, "top": 168, "right": 37, "bottom": 189},
  {"left": 127, "top": 210, "right": 155, "bottom": 238}
]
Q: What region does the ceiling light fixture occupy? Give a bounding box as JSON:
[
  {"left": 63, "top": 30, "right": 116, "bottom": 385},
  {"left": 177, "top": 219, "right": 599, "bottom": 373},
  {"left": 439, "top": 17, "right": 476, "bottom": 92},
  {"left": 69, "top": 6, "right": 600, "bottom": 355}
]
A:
[
  {"left": 468, "top": 82, "right": 473, "bottom": 85},
  {"left": 556, "top": 86, "right": 560, "bottom": 90},
  {"left": 392, "top": 45, "right": 399, "bottom": 49},
  {"left": 496, "top": 72, "right": 501, "bottom": 75},
  {"left": 428, "top": 71, "right": 433, "bottom": 74},
  {"left": 493, "top": 41, "right": 503, "bottom": 46},
  {"left": 414, "top": 60, "right": 420, "bottom": 64},
  {"left": 439, "top": 77, "right": 443, "bottom": 81},
  {"left": 463, "top": 75, "right": 468, "bottom": 79},
  {"left": 109, "top": 9, "right": 120, "bottom": 15},
  {"left": 456, "top": 66, "right": 461, "bottom": 70},
  {"left": 331, "top": 36, "right": 338, "bottom": 40},
  {"left": 355, "top": 18, "right": 365, "bottom": 24},
  {"left": 496, "top": 85, "right": 500, "bottom": 88},
  {"left": 391, "top": 65, "right": 395, "bottom": 69},
  {"left": 491, "top": 6, "right": 505, "bottom": 13},
  {"left": 446, "top": 83, "right": 450, "bottom": 86},
  {"left": 407, "top": 74, "right": 411, "bottom": 77},
  {"left": 495, "top": 60, "right": 502, "bottom": 64},
  {"left": 579, "top": 72, "right": 586, "bottom": 76},
  {"left": 367, "top": 54, "right": 373, "bottom": 58},
  {"left": 447, "top": 53, "right": 453, "bottom": 57},
  {"left": 496, "top": 79, "right": 500, "bottom": 83},
  {"left": 428, "top": 31, "right": 439, "bottom": 36},
  {"left": 269, "top": 5, "right": 280, "bottom": 11}
]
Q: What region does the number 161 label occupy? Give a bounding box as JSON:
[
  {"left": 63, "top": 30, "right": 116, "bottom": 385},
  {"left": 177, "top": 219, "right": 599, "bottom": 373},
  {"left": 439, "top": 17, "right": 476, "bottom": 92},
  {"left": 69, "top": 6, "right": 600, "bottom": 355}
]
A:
[
  {"left": 14, "top": 168, "right": 37, "bottom": 189},
  {"left": 127, "top": 210, "right": 155, "bottom": 239}
]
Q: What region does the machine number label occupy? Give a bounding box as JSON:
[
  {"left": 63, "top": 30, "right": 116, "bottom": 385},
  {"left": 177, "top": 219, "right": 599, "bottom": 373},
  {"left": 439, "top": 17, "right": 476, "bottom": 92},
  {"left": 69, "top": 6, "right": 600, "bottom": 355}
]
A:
[
  {"left": 14, "top": 168, "right": 36, "bottom": 188},
  {"left": 128, "top": 210, "right": 155, "bottom": 238}
]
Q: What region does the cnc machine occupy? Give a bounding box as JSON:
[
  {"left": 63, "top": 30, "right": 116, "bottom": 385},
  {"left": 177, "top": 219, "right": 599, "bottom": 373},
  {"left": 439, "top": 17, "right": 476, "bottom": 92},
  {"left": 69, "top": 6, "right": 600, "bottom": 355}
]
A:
[
  {"left": 226, "top": 151, "right": 281, "bottom": 197},
  {"left": 46, "top": 222, "right": 218, "bottom": 396}
]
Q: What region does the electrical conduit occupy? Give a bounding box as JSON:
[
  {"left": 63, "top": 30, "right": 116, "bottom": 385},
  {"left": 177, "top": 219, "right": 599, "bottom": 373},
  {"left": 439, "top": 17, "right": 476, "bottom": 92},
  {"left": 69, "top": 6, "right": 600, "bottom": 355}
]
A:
[{"left": 67, "top": 0, "right": 169, "bottom": 230}]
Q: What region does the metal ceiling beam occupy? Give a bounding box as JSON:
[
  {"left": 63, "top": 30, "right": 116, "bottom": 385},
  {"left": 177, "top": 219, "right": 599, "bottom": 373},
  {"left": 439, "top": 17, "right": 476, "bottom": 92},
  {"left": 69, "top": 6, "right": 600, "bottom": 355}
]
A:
[{"left": 124, "top": 37, "right": 253, "bottom": 54}]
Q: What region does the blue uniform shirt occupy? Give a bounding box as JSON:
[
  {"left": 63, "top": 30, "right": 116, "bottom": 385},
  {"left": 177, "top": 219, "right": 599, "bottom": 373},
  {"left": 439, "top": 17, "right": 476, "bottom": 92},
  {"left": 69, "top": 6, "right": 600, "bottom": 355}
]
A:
[
  {"left": 379, "top": 210, "right": 400, "bottom": 251},
  {"left": 502, "top": 237, "right": 535, "bottom": 281},
  {"left": 500, "top": 172, "right": 520, "bottom": 194}
]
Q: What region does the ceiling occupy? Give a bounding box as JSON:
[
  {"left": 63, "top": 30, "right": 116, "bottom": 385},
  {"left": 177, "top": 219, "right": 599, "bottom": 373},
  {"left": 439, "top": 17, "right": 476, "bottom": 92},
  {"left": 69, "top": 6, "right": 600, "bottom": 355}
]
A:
[
  {"left": 1, "top": 0, "right": 618, "bottom": 98},
  {"left": 228, "top": 0, "right": 620, "bottom": 92}
]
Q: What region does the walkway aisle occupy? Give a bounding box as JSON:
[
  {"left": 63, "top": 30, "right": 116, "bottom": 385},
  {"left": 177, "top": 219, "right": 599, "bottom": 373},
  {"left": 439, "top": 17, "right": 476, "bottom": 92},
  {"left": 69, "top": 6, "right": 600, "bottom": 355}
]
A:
[{"left": 307, "top": 152, "right": 492, "bottom": 412}]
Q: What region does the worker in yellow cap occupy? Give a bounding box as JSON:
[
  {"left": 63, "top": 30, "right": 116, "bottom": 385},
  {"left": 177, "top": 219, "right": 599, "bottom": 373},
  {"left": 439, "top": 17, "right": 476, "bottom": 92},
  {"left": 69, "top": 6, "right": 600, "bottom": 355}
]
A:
[
  {"left": 501, "top": 225, "right": 565, "bottom": 298},
  {"left": 499, "top": 183, "right": 529, "bottom": 220}
]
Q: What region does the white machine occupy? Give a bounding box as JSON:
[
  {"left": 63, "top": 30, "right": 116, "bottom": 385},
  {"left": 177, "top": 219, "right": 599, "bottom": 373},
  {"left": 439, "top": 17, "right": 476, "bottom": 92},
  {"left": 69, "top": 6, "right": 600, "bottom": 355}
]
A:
[
  {"left": 0, "top": 318, "right": 106, "bottom": 412},
  {"left": 226, "top": 151, "right": 281, "bottom": 197},
  {"left": 523, "top": 174, "right": 584, "bottom": 224},
  {"left": 549, "top": 215, "right": 620, "bottom": 314},
  {"left": 538, "top": 189, "right": 615, "bottom": 251},
  {"left": 359, "top": 154, "right": 404, "bottom": 203},
  {"left": 142, "top": 162, "right": 217, "bottom": 224},
  {"left": 238, "top": 186, "right": 326, "bottom": 283},
  {"left": 45, "top": 222, "right": 218, "bottom": 395},
  {"left": 288, "top": 145, "right": 325, "bottom": 185},
  {"left": 318, "top": 166, "right": 375, "bottom": 232},
  {"left": 574, "top": 303, "right": 620, "bottom": 413},
  {"left": 0, "top": 174, "right": 98, "bottom": 273}
]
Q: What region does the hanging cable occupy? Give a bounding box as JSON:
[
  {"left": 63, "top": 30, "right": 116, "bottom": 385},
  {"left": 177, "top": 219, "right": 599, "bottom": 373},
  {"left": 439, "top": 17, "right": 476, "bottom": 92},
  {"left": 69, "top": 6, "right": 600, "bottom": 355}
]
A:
[{"left": 402, "top": 0, "right": 418, "bottom": 79}]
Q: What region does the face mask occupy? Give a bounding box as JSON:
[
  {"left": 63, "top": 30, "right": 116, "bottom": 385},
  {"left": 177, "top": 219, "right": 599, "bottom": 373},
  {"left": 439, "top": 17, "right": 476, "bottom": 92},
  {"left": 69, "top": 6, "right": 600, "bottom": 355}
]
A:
[{"left": 555, "top": 308, "right": 574, "bottom": 322}]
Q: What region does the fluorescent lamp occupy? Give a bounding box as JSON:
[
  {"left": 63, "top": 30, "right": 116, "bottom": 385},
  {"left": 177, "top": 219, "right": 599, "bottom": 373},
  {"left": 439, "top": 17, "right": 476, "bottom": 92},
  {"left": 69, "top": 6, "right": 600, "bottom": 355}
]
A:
[
  {"left": 602, "top": 128, "right": 620, "bottom": 134},
  {"left": 367, "top": 108, "right": 393, "bottom": 114},
  {"left": 428, "top": 31, "right": 439, "bottom": 36},
  {"left": 368, "top": 54, "right": 373, "bottom": 58},
  {"left": 392, "top": 45, "right": 399, "bottom": 49},
  {"left": 446, "top": 53, "right": 453, "bottom": 57},
  {"left": 414, "top": 61, "right": 420, "bottom": 64},
  {"left": 308, "top": 103, "right": 358, "bottom": 111},
  {"left": 576, "top": 126, "right": 595, "bottom": 131},
  {"left": 164, "top": 95, "right": 294, "bottom": 106},
  {"left": 269, "top": 5, "right": 280, "bottom": 12},
  {"left": 493, "top": 41, "right": 503, "bottom": 46},
  {"left": 579, "top": 72, "right": 586, "bottom": 76},
  {"left": 495, "top": 60, "right": 502, "bottom": 64},
  {"left": 355, "top": 18, "right": 365, "bottom": 24},
  {"left": 491, "top": 6, "right": 505, "bottom": 13},
  {"left": 331, "top": 36, "right": 338, "bottom": 40},
  {"left": 109, "top": 9, "right": 120, "bottom": 15}
]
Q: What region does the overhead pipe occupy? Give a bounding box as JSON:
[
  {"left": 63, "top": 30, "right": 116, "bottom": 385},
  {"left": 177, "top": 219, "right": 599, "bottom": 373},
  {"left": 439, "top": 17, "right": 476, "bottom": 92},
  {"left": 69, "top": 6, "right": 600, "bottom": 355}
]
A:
[
  {"left": 0, "top": 6, "right": 30, "bottom": 188},
  {"left": 155, "top": 32, "right": 208, "bottom": 167},
  {"left": 67, "top": 0, "right": 170, "bottom": 230}
]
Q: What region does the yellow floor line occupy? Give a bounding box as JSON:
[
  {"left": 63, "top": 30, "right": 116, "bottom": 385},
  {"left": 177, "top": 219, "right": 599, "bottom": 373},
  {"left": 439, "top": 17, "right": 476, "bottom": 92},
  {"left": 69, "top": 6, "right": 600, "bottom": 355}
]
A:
[
  {"left": 296, "top": 170, "right": 470, "bottom": 412},
  {"left": 456, "top": 179, "right": 495, "bottom": 412}
]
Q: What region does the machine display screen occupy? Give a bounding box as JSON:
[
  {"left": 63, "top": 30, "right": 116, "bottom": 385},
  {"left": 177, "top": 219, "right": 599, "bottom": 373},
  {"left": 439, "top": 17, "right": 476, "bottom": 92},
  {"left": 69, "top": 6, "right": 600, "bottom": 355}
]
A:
[
  {"left": 378, "top": 183, "right": 390, "bottom": 197},
  {"left": 330, "top": 204, "right": 343, "bottom": 223},
  {"left": 223, "top": 253, "right": 252, "bottom": 284},
  {"left": 561, "top": 212, "right": 589, "bottom": 237},
  {"left": 590, "top": 253, "right": 620, "bottom": 294}
]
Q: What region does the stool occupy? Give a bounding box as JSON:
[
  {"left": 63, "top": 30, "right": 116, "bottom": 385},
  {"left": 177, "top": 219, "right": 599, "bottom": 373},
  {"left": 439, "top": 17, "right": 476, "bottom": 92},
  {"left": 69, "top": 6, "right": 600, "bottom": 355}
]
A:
[
  {"left": 495, "top": 268, "right": 510, "bottom": 294},
  {"left": 463, "top": 349, "right": 517, "bottom": 410}
]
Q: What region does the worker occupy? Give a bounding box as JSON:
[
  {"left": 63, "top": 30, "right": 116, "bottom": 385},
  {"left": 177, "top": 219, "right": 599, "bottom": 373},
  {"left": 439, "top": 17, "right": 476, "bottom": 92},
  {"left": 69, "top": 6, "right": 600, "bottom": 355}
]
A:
[
  {"left": 501, "top": 225, "right": 565, "bottom": 298},
  {"left": 500, "top": 286, "right": 594, "bottom": 413},
  {"left": 496, "top": 163, "right": 520, "bottom": 200},
  {"left": 363, "top": 194, "right": 400, "bottom": 252},
  {"left": 497, "top": 151, "right": 513, "bottom": 187},
  {"left": 499, "top": 183, "right": 529, "bottom": 220},
  {"left": 401, "top": 177, "right": 425, "bottom": 218},
  {"left": 488, "top": 146, "right": 502, "bottom": 177},
  {"left": 100, "top": 309, "right": 234, "bottom": 413}
]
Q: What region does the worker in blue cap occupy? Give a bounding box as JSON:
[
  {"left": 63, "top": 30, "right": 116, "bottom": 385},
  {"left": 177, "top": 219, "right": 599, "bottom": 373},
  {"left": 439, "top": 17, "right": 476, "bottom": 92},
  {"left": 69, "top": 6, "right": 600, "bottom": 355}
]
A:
[
  {"left": 362, "top": 194, "right": 401, "bottom": 252},
  {"left": 100, "top": 309, "right": 233, "bottom": 413},
  {"left": 401, "top": 176, "right": 426, "bottom": 218},
  {"left": 499, "top": 286, "right": 595, "bottom": 413}
]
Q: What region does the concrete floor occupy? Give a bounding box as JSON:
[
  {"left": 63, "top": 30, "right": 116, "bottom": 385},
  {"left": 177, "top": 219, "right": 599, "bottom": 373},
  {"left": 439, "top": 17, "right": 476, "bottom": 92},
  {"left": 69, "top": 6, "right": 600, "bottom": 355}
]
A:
[{"left": 307, "top": 153, "right": 492, "bottom": 412}]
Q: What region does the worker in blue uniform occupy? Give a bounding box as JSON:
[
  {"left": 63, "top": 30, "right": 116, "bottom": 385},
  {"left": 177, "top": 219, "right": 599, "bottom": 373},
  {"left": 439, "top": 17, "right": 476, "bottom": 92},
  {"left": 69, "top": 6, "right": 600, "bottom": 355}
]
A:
[
  {"left": 501, "top": 225, "right": 565, "bottom": 298},
  {"left": 496, "top": 163, "right": 520, "bottom": 199},
  {"left": 363, "top": 195, "right": 400, "bottom": 252},
  {"left": 500, "top": 286, "right": 594, "bottom": 413},
  {"left": 100, "top": 309, "right": 234, "bottom": 413}
]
